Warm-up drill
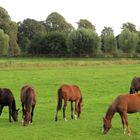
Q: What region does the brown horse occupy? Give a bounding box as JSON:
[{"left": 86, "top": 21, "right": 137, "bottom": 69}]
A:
[
  {"left": 130, "top": 77, "right": 140, "bottom": 94},
  {"left": 55, "top": 84, "right": 83, "bottom": 121},
  {"left": 20, "top": 85, "right": 36, "bottom": 126},
  {"left": 103, "top": 93, "right": 140, "bottom": 136},
  {"left": 0, "top": 88, "right": 19, "bottom": 122}
]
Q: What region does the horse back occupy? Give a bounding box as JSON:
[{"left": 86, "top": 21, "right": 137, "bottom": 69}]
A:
[
  {"left": 115, "top": 94, "right": 140, "bottom": 113},
  {"left": 59, "top": 84, "right": 82, "bottom": 101},
  {"left": 0, "top": 88, "right": 14, "bottom": 105},
  {"left": 21, "top": 86, "right": 36, "bottom": 106}
]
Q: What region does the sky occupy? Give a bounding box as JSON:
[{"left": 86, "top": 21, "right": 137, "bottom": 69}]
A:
[{"left": 0, "top": 0, "right": 140, "bottom": 35}]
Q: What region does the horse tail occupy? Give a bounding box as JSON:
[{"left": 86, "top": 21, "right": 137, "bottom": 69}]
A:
[
  {"left": 129, "top": 88, "right": 133, "bottom": 94},
  {"left": 56, "top": 88, "right": 63, "bottom": 110}
]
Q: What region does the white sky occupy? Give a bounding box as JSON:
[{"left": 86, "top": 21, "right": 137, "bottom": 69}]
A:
[{"left": 0, "top": 0, "right": 140, "bottom": 35}]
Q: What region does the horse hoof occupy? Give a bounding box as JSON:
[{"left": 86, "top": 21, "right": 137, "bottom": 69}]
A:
[{"left": 128, "top": 133, "right": 131, "bottom": 136}]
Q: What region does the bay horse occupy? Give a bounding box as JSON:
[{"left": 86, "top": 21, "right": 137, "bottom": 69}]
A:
[
  {"left": 20, "top": 85, "right": 36, "bottom": 126},
  {"left": 103, "top": 93, "right": 140, "bottom": 136},
  {"left": 130, "top": 77, "right": 140, "bottom": 94},
  {"left": 0, "top": 88, "right": 19, "bottom": 122},
  {"left": 55, "top": 84, "right": 83, "bottom": 121}
]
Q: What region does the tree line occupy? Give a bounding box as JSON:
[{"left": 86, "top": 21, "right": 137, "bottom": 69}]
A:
[{"left": 0, "top": 6, "right": 140, "bottom": 57}]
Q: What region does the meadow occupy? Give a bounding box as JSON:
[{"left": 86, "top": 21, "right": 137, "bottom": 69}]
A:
[{"left": 0, "top": 57, "right": 140, "bottom": 140}]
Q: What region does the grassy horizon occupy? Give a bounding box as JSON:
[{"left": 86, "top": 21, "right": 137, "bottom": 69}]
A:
[{"left": 0, "top": 58, "right": 140, "bottom": 140}]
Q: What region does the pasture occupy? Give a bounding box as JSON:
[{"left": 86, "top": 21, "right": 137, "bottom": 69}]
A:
[{"left": 0, "top": 57, "right": 140, "bottom": 140}]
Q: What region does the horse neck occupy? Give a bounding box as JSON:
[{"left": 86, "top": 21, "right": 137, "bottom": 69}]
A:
[
  {"left": 12, "top": 99, "right": 16, "bottom": 112},
  {"left": 25, "top": 94, "right": 32, "bottom": 112},
  {"left": 105, "top": 104, "right": 116, "bottom": 121}
]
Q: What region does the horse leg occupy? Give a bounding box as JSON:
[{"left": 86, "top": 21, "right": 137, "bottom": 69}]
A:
[
  {"left": 119, "top": 113, "right": 126, "bottom": 134},
  {"left": 21, "top": 103, "right": 25, "bottom": 123},
  {"left": 0, "top": 105, "right": 3, "bottom": 115},
  {"left": 74, "top": 100, "right": 79, "bottom": 120},
  {"left": 31, "top": 105, "right": 35, "bottom": 123},
  {"left": 71, "top": 101, "right": 74, "bottom": 119},
  {"left": 123, "top": 112, "right": 131, "bottom": 136},
  {"left": 63, "top": 100, "right": 68, "bottom": 121},
  {"left": 8, "top": 105, "right": 12, "bottom": 122},
  {"left": 55, "top": 108, "right": 59, "bottom": 121}
]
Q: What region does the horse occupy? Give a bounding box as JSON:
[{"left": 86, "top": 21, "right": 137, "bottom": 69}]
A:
[
  {"left": 129, "top": 77, "right": 140, "bottom": 94},
  {"left": 102, "top": 93, "right": 140, "bottom": 136},
  {"left": 0, "top": 88, "right": 19, "bottom": 122},
  {"left": 20, "top": 85, "right": 36, "bottom": 126},
  {"left": 55, "top": 84, "right": 83, "bottom": 121}
]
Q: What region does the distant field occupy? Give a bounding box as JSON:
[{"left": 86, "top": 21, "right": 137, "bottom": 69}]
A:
[{"left": 0, "top": 58, "right": 140, "bottom": 140}]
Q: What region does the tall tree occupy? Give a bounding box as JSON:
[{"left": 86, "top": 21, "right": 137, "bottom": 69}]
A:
[
  {"left": 45, "top": 12, "right": 74, "bottom": 32},
  {"left": 67, "top": 29, "right": 100, "bottom": 57},
  {"left": 101, "top": 27, "right": 117, "bottom": 54},
  {"left": 119, "top": 27, "right": 139, "bottom": 54},
  {"left": 0, "top": 6, "right": 20, "bottom": 55},
  {"left": 17, "top": 18, "right": 46, "bottom": 53},
  {"left": 0, "top": 29, "right": 9, "bottom": 55},
  {"left": 122, "top": 22, "right": 137, "bottom": 32},
  {"left": 77, "top": 19, "right": 95, "bottom": 31}
]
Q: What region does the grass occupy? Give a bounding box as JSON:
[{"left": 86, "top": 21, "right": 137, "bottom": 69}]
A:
[{"left": 0, "top": 58, "right": 140, "bottom": 139}]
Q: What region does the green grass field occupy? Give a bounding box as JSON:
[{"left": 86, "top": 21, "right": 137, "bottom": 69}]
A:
[{"left": 0, "top": 58, "right": 140, "bottom": 140}]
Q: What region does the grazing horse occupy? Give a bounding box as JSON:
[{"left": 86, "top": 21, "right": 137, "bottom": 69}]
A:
[
  {"left": 55, "top": 84, "right": 83, "bottom": 121},
  {"left": 0, "top": 88, "right": 19, "bottom": 122},
  {"left": 20, "top": 85, "right": 36, "bottom": 126},
  {"left": 130, "top": 77, "right": 140, "bottom": 94},
  {"left": 103, "top": 93, "right": 140, "bottom": 136}
]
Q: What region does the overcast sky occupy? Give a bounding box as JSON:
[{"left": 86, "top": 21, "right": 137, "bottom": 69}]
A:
[{"left": 0, "top": 0, "right": 140, "bottom": 35}]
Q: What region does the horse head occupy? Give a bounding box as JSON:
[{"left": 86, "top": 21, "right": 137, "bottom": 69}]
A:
[
  {"left": 12, "top": 108, "right": 20, "bottom": 121},
  {"left": 102, "top": 117, "right": 112, "bottom": 134},
  {"left": 23, "top": 111, "right": 31, "bottom": 126}
]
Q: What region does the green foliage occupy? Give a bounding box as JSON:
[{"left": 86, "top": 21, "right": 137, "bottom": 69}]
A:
[
  {"left": 122, "top": 22, "right": 137, "bottom": 32},
  {"left": 45, "top": 12, "right": 74, "bottom": 32},
  {"left": 67, "top": 29, "right": 100, "bottom": 56},
  {"left": 77, "top": 19, "right": 95, "bottom": 31},
  {"left": 0, "top": 29, "right": 9, "bottom": 55},
  {"left": 119, "top": 27, "right": 139, "bottom": 54},
  {"left": 101, "top": 27, "right": 117, "bottom": 54},
  {"left": 0, "top": 7, "right": 20, "bottom": 56},
  {"left": 17, "top": 18, "right": 46, "bottom": 53},
  {"left": 29, "top": 31, "right": 67, "bottom": 56}
]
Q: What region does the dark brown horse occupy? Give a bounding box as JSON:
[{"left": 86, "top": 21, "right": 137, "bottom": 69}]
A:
[
  {"left": 0, "top": 88, "right": 19, "bottom": 122},
  {"left": 20, "top": 85, "right": 36, "bottom": 126},
  {"left": 103, "top": 93, "right": 140, "bottom": 136},
  {"left": 130, "top": 77, "right": 140, "bottom": 94},
  {"left": 55, "top": 84, "right": 83, "bottom": 121}
]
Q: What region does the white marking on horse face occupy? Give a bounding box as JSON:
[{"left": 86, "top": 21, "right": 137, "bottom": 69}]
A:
[
  {"left": 64, "top": 118, "right": 67, "bottom": 121},
  {"left": 102, "top": 127, "right": 104, "bottom": 133},
  {"left": 74, "top": 114, "right": 77, "bottom": 120}
]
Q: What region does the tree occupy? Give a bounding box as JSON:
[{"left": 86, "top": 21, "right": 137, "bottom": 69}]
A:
[
  {"left": 67, "top": 29, "right": 100, "bottom": 57},
  {"left": 119, "top": 27, "right": 139, "bottom": 54},
  {"left": 17, "top": 18, "right": 46, "bottom": 53},
  {"left": 0, "top": 29, "right": 9, "bottom": 55},
  {"left": 45, "top": 12, "right": 74, "bottom": 32},
  {"left": 122, "top": 22, "right": 137, "bottom": 32},
  {"left": 0, "top": 6, "right": 20, "bottom": 56},
  {"left": 101, "top": 27, "right": 117, "bottom": 54},
  {"left": 77, "top": 19, "right": 95, "bottom": 31}
]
